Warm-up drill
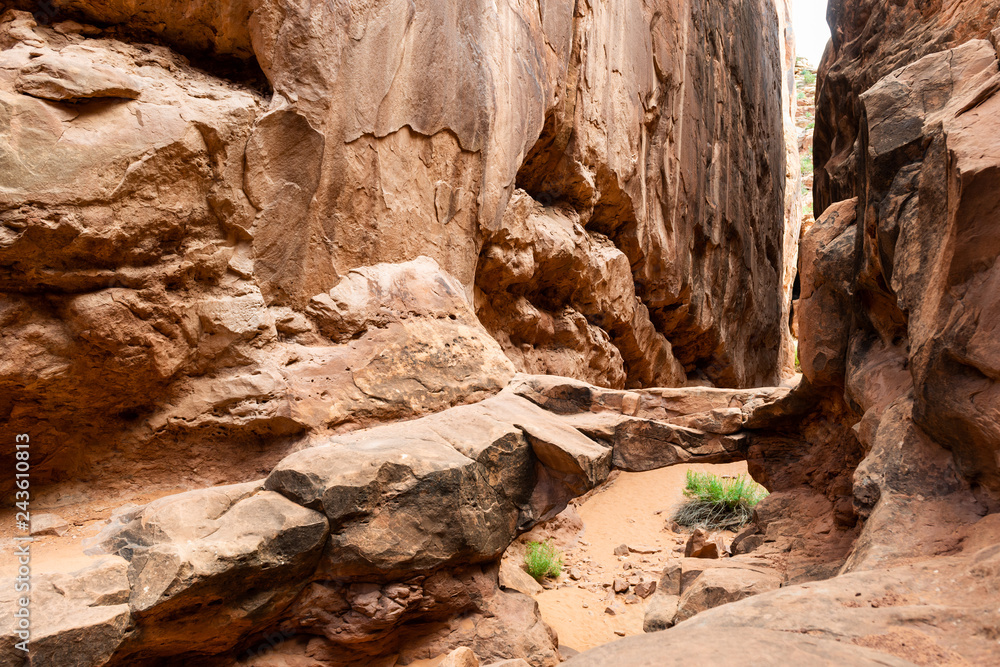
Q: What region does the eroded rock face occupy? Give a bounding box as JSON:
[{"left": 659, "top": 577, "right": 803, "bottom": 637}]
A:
[
  {"left": 0, "top": 1, "right": 797, "bottom": 665},
  {"left": 12, "top": 0, "right": 793, "bottom": 396},
  {"left": 814, "top": 0, "right": 1000, "bottom": 213},
  {"left": 599, "top": 3, "right": 1000, "bottom": 664},
  {"left": 0, "top": 0, "right": 791, "bottom": 505}
]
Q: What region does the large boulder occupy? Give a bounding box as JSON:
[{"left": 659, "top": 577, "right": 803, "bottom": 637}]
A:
[
  {"left": 265, "top": 390, "right": 611, "bottom": 579},
  {"left": 0, "top": 557, "right": 132, "bottom": 667},
  {"left": 95, "top": 483, "right": 329, "bottom": 662}
]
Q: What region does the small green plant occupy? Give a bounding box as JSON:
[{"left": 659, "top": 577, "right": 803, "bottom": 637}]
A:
[
  {"left": 803, "top": 69, "right": 817, "bottom": 85},
  {"left": 672, "top": 471, "right": 768, "bottom": 531},
  {"left": 524, "top": 539, "right": 563, "bottom": 581},
  {"left": 800, "top": 154, "right": 814, "bottom": 175}
]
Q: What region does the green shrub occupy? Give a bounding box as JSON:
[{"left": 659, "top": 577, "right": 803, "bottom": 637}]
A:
[
  {"left": 672, "top": 471, "right": 768, "bottom": 531},
  {"left": 800, "top": 154, "right": 814, "bottom": 175},
  {"left": 524, "top": 540, "right": 563, "bottom": 581},
  {"left": 803, "top": 69, "right": 817, "bottom": 85}
]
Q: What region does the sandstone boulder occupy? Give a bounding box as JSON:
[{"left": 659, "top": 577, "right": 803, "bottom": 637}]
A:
[
  {"left": 439, "top": 647, "right": 479, "bottom": 667},
  {"left": 0, "top": 556, "right": 132, "bottom": 667},
  {"left": 684, "top": 529, "right": 727, "bottom": 559},
  {"left": 96, "top": 484, "right": 328, "bottom": 661},
  {"left": 267, "top": 436, "right": 517, "bottom": 579}
]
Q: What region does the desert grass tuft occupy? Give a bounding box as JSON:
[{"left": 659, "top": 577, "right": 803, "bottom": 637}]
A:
[
  {"left": 672, "top": 471, "right": 768, "bottom": 531},
  {"left": 523, "top": 539, "right": 563, "bottom": 581}
]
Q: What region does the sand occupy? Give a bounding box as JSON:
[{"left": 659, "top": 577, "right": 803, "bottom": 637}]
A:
[{"left": 533, "top": 461, "right": 750, "bottom": 654}]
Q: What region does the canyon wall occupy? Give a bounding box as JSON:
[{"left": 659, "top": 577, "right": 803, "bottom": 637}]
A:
[
  {"left": 801, "top": 0, "right": 1000, "bottom": 554},
  {"left": 0, "top": 1, "right": 795, "bottom": 665},
  {"left": 814, "top": 0, "right": 1000, "bottom": 213},
  {"left": 563, "top": 2, "right": 1000, "bottom": 662},
  {"left": 0, "top": 0, "right": 792, "bottom": 493}
]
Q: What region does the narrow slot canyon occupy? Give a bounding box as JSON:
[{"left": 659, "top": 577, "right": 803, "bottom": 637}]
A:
[{"left": 1, "top": 1, "right": 999, "bottom": 666}]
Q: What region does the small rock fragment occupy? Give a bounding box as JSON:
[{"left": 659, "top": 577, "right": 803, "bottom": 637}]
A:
[
  {"left": 613, "top": 578, "right": 630, "bottom": 594},
  {"left": 31, "top": 513, "right": 70, "bottom": 537},
  {"left": 628, "top": 544, "right": 660, "bottom": 554},
  {"left": 613, "top": 544, "right": 630, "bottom": 556},
  {"left": 439, "top": 646, "right": 479, "bottom": 667},
  {"left": 635, "top": 581, "right": 657, "bottom": 598},
  {"left": 685, "top": 528, "right": 728, "bottom": 558}
]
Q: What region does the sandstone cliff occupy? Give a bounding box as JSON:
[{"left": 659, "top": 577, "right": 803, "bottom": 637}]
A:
[
  {"left": 581, "top": 1, "right": 1000, "bottom": 664},
  {"left": 9, "top": 0, "right": 1000, "bottom": 664},
  {"left": 0, "top": 1, "right": 796, "bottom": 665},
  {"left": 0, "top": 0, "right": 793, "bottom": 496}
]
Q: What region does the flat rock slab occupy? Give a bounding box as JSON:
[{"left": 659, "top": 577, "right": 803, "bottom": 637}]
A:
[
  {"left": 17, "top": 53, "right": 143, "bottom": 100},
  {"left": 563, "top": 627, "right": 918, "bottom": 666}
]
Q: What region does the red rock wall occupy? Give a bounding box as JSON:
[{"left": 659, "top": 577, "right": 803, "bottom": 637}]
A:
[
  {"left": 0, "top": 0, "right": 794, "bottom": 494},
  {"left": 814, "top": 0, "right": 1000, "bottom": 212},
  {"left": 13, "top": 0, "right": 792, "bottom": 390},
  {"left": 782, "top": 0, "right": 1000, "bottom": 575}
]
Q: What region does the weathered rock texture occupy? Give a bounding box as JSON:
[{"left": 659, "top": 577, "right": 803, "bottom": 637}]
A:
[
  {"left": 814, "top": 0, "right": 1000, "bottom": 213},
  {"left": 0, "top": 0, "right": 793, "bottom": 499},
  {"left": 797, "top": 0, "right": 1000, "bottom": 560},
  {"left": 566, "top": 0, "right": 1000, "bottom": 664},
  {"left": 567, "top": 1, "right": 1000, "bottom": 665},
  {"left": 0, "top": 375, "right": 787, "bottom": 666},
  {"left": 0, "top": 0, "right": 801, "bottom": 664}
]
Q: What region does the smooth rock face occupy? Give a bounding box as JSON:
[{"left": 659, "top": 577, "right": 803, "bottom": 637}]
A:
[
  {"left": 636, "top": 546, "right": 1000, "bottom": 667},
  {"left": 564, "top": 627, "right": 918, "bottom": 667}
]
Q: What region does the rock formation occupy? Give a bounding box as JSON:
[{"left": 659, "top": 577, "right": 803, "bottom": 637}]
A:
[
  {"left": 0, "top": 374, "right": 788, "bottom": 665},
  {"left": 0, "top": 0, "right": 796, "bottom": 503},
  {"left": 571, "top": 0, "right": 1000, "bottom": 663},
  {"left": 4, "top": 0, "right": 999, "bottom": 664},
  {"left": 0, "top": 0, "right": 797, "bottom": 661}
]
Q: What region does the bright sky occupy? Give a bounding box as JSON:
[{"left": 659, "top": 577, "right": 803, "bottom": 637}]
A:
[{"left": 793, "top": 0, "right": 832, "bottom": 68}]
